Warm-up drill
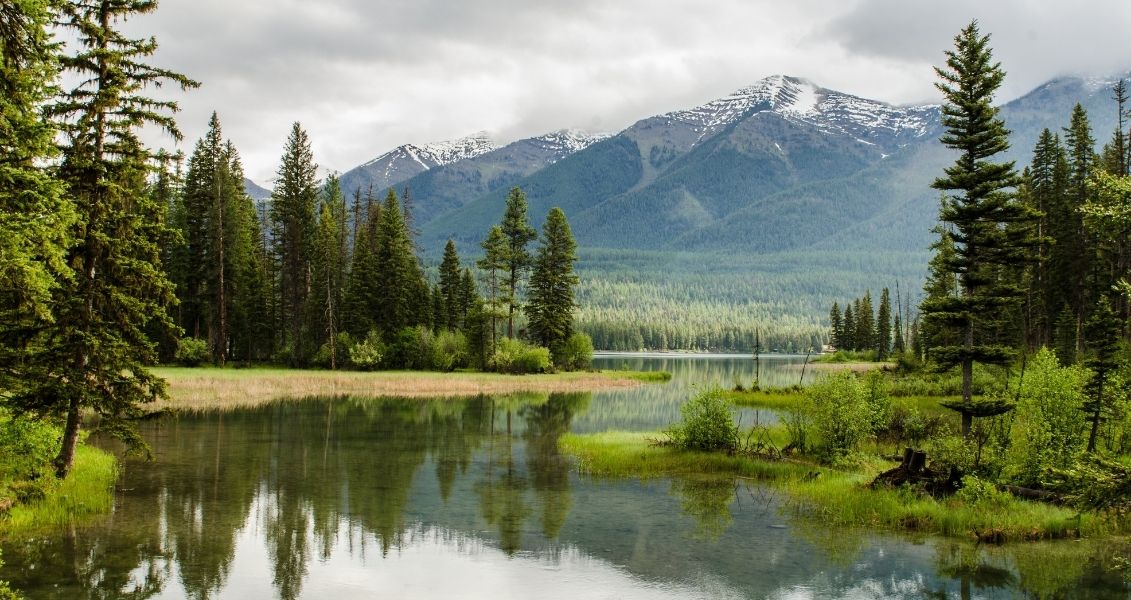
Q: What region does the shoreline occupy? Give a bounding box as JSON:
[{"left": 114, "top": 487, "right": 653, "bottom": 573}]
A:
[{"left": 153, "top": 367, "right": 649, "bottom": 412}]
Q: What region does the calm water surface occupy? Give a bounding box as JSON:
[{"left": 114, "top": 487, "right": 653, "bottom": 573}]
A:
[{"left": 2, "top": 355, "right": 1128, "bottom": 599}]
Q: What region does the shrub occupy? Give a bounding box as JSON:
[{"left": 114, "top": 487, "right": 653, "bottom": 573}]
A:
[
  {"left": 386, "top": 326, "right": 434, "bottom": 370},
  {"left": 313, "top": 332, "right": 354, "bottom": 369},
  {"left": 554, "top": 332, "right": 594, "bottom": 371},
  {"left": 491, "top": 337, "right": 551, "bottom": 374},
  {"left": 801, "top": 372, "right": 875, "bottom": 461},
  {"left": 349, "top": 330, "right": 386, "bottom": 371},
  {"left": 174, "top": 337, "right": 210, "bottom": 366},
  {"left": 1005, "top": 348, "right": 1089, "bottom": 486},
  {"left": 954, "top": 475, "right": 1013, "bottom": 509},
  {"left": 0, "top": 410, "right": 58, "bottom": 485},
  {"left": 431, "top": 330, "right": 470, "bottom": 372},
  {"left": 666, "top": 388, "right": 738, "bottom": 452}
]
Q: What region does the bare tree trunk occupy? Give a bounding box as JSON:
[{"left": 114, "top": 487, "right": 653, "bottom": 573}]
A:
[{"left": 54, "top": 393, "right": 82, "bottom": 479}]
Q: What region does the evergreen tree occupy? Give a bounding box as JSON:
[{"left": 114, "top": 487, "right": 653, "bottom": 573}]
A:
[
  {"left": 526, "top": 208, "right": 580, "bottom": 357},
  {"left": 499, "top": 187, "right": 537, "bottom": 338},
  {"left": 341, "top": 200, "right": 379, "bottom": 337},
  {"left": 478, "top": 225, "right": 509, "bottom": 353},
  {"left": 855, "top": 291, "right": 874, "bottom": 353},
  {"left": 1062, "top": 103, "right": 1097, "bottom": 339},
  {"left": 0, "top": 0, "right": 74, "bottom": 329},
  {"left": 18, "top": 0, "right": 198, "bottom": 477},
  {"left": 1024, "top": 129, "right": 1066, "bottom": 346},
  {"left": 439, "top": 239, "right": 462, "bottom": 330},
  {"left": 842, "top": 304, "right": 856, "bottom": 351},
  {"left": 1083, "top": 295, "right": 1121, "bottom": 453},
  {"left": 828, "top": 302, "right": 844, "bottom": 349},
  {"left": 922, "top": 21, "right": 1026, "bottom": 436},
  {"left": 876, "top": 288, "right": 892, "bottom": 359},
  {"left": 459, "top": 268, "right": 479, "bottom": 328},
  {"left": 372, "top": 189, "right": 420, "bottom": 337},
  {"left": 269, "top": 123, "right": 318, "bottom": 365},
  {"left": 307, "top": 175, "right": 348, "bottom": 368},
  {"left": 220, "top": 142, "right": 270, "bottom": 363}
]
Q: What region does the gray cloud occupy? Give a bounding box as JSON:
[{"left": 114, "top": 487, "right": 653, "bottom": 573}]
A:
[{"left": 124, "top": 0, "right": 1129, "bottom": 183}]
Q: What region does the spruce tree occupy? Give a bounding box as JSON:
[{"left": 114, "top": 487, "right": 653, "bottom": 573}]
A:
[
  {"left": 21, "top": 0, "right": 198, "bottom": 477},
  {"left": 526, "top": 208, "right": 579, "bottom": 357},
  {"left": 478, "top": 225, "right": 509, "bottom": 353},
  {"left": 308, "top": 175, "right": 348, "bottom": 367},
  {"left": 372, "top": 189, "right": 418, "bottom": 337},
  {"left": 829, "top": 302, "right": 843, "bottom": 349},
  {"left": 922, "top": 21, "right": 1026, "bottom": 436},
  {"left": 855, "top": 291, "right": 874, "bottom": 353},
  {"left": 0, "top": 0, "right": 74, "bottom": 327},
  {"left": 1062, "top": 103, "right": 1097, "bottom": 338},
  {"left": 876, "top": 288, "right": 892, "bottom": 359},
  {"left": 842, "top": 304, "right": 855, "bottom": 351},
  {"left": 1084, "top": 295, "right": 1121, "bottom": 453},
  {"left": 499, "top": 187, "right": 537, "bottom": 338},
  {"left": 269, "top": 123, "right": 318, "bottom": 364},
  {"left": 439, "top": 239, "right": 462, "bottom": 330},
  {"left": 341, "top": 202, "right": 379, "bottom": 337}
]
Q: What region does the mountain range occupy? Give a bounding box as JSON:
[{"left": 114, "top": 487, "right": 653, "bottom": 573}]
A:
[{"left": 243, "top": 71, "right": 1129, "bottom": 349}]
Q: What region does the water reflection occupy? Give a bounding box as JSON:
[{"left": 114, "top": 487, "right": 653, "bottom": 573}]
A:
[{"left": 1, "top": 358, "right": 1129, "bottom": 599}]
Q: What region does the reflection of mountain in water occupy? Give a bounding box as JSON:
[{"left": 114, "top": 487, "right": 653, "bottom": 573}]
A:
[{"left": 1, "top": 389, "right": 1128, "bottom": 599}]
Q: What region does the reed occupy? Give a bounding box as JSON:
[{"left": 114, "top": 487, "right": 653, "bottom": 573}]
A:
[{"left": 152, "top": 367, "right": 649, "bottom": 412}]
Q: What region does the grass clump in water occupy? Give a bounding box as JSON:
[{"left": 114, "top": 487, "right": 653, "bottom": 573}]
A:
[{"left": 2, "top": 445, "right": 117, "bottom": 533}]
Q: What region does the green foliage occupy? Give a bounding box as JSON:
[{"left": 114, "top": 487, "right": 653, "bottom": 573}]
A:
[
  {"left": 174, "top": 337, "right": 210, "bottom": 367},
  {"left": 555, "top": 332, "right": 594, "bottom": 371},
  {"left": 1005, "top": 348, "right": 1089, "bottom": 486},
  {"left": 348, "top": 330, "right": 386, "bottom": 370},
  {"left": 490, "top": 337, "right": 551, "bottom": 374},
  {"left": 431, "top": 330, "right": 469, "bottom": 372},
  {"left": 313, "top": 332, "right": 354, "bottom": 369},
  {"left": 0, "top": 549, "right": 16, "bottom": 600},
  {"left": 797, "top": 372, "right": 878, "bottom": 461},
  {"left": 388, "top": 326, "right": 433, "bottom": 370},
  {"left": 1046, "top": 454, "right": 1131, "bottom": 514},
  {"left": 954, "top": 475, "right": 1014, "bottom": 509},
  {"left": 0, "top": 410, "right": 58, "bottom": 491},
  {"left": 665, "top": 388, "right": 738, "bottom": 452}
]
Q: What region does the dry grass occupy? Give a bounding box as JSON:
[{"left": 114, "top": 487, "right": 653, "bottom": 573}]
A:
[{"left": 152, "top": 367, "right": 644, "bottom": 412}]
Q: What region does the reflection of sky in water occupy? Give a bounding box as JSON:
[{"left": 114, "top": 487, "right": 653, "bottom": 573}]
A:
[{"left": 2, "top": 357, "right": 1129, "bottom": 599}]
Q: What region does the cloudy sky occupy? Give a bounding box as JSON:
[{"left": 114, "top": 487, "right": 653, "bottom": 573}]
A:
[{"left": 125, "top": 0, "right": 1131, "bottom": 183}]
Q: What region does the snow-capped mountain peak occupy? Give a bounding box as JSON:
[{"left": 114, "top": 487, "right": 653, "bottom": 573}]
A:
[{"left": 665, "top": 75, "right": 937, "bottom": 145}]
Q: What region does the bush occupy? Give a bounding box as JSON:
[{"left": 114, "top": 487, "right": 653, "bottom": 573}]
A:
[
  {"left": 387, "top": 326, "right": 433, "bottom": 370},
  {"left": 312, "top": 332, "right": 354, "bottom": 369},
  {"left": 800, "top": 372, "right": 876, "bottom": 461},
  {"left": 1005, "top": 348, "right": 1089, "bottom": 486},
  {"left": 0, "top": 410, "right": 58, "bottom": 485},
  {"left": 954, "top": 475, "right": 1013, "bottom": 509},
  {"left": 554, "top": 332, "right": 594, "bottom": 371},
  {"left": 431, "top": 330, "right": 470, "bottom": 372},
  {"left": 666, "top": 388, "right": 738, "bottom": 452},
  {"left": 491, "top": 337, "right": 551, "bottom": 374},
  {"left": 174, "top": 337, "right": 210, "bottom": 367},
  {"left": 349, "top": 330, "right": 386, "bottom": 371}
]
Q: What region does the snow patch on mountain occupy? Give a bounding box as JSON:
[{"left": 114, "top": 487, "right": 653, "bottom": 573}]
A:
[
  {"left": 664, "top": 75, "right": 937, "bottom": 145},
  {"left": 530, "top": 129, "right": 612, "bottom": 160}
]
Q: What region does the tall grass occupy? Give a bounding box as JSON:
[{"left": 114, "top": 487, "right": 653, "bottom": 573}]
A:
[
  {"left": 152, "top": 367, "right": 647, "bottom": 412},
  {"left": 2, "top": 445, "right": 117, "bottom": 532}
]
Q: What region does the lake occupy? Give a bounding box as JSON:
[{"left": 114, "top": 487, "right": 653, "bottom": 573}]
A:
[{"left": 2, "top": 355, "right": 1127, "bottom": 598}]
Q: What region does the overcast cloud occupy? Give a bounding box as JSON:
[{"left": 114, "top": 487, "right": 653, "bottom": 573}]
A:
[{"left": 123, "top": 0, "right": 1130, "bottom": 183}]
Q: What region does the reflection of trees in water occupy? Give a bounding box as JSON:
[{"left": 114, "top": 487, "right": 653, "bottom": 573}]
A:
[{"left": 0, "top": 392, "right": 591, "bottom": 598}]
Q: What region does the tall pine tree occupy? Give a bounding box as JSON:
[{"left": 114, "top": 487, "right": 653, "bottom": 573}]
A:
[
  {"left": 922, "top": 21, "right": 1027, "bottom": 436},
  {"left": 526, "top": 208, "right": 580, "bottom": 358},
  {"left": 24, "top": 0, "right": 197, "bottom": 477},
  {"left": 499, "top": 187, "right": 537, "bottom": 338}
]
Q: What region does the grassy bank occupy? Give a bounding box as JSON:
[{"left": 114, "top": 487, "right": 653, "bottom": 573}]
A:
[
  {"left": 153, "top": 367, "right": 660, "bottom": 412},
  {"left": 559, "top": 431, "right": 1124, "bottom": 543},
  {"left": 726, "top": 388, "right": 958, "bottom": 416},
  {"left": 1, "top": 445, "right": 117, "bottom": 534}
]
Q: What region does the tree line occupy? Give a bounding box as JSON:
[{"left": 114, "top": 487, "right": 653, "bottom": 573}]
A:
[{"left": 159, "top": 117, "right": 587, "bottom": 372}]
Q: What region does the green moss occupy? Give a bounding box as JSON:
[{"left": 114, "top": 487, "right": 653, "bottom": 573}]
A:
[{"left": 1, "top": 445, "right": 117, "bottom": 533}]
